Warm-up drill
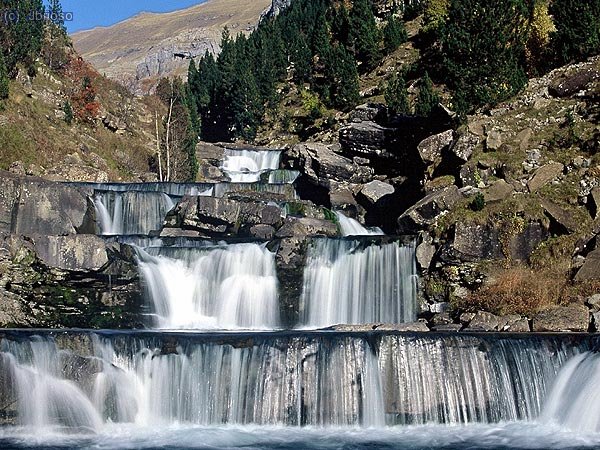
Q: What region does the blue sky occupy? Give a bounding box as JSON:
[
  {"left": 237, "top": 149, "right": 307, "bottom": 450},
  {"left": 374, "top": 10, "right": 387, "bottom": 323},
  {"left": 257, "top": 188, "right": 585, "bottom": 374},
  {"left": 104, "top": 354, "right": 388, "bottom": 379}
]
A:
[{"left": 59, "top": 0, "right": 207, "bottom": 33}]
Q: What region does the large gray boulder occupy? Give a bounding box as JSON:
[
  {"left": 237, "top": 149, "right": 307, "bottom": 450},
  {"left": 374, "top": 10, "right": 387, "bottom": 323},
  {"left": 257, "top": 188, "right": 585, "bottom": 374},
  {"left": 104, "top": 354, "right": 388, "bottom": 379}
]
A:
[
  {"left": 32, "top": 235, "right": 110, "bottom": 272},
  {"left": 276, "top": 217, "right": 338, "bottom": 238},
  {"left": 417, "top": 130, "right": 454, "bottom": 174},
  {"left": 284, "top": 143, "right": 373, "bottom": 188},
  {"left": 532, "top": 305, "right": 589, "bottom": 332},
  {"left": 339, "top": 121, "right": 393, "bottom": 156},
  {"left": 359, "top": 180, "right": 395, "bottom": 205},
  {"left": 397, "top": 186, "right": 463, "bottom": 233},
  {"left": 0, "top": 171, "right": 95, "bottom": 235}
]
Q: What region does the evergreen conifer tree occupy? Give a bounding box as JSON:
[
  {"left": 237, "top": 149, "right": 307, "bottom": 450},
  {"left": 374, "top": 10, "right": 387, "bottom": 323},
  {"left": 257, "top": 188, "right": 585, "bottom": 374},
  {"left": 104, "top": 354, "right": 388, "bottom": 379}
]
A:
[
  {"left": 415, "top": 72, "right": 439, "bottom": 117},
  {"left": 383, "top": 13, "right": 408, "bottom": 53},
  {"left": 385, "top": 72, "right": 410, "bottom": 115},
  {"left": 348, "top": 0, "right": 381, "bottom": 71},
  {"left": 0, "top": 52, "right": 9, "bottom": 100},
  {"left": 550, "top": 0, "right": 600, "bottom": 64}
]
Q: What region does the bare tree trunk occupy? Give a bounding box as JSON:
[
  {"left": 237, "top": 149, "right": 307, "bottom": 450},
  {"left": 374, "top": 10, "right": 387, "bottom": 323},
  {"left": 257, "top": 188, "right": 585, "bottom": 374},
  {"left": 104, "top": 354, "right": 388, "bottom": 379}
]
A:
[
  {"left": 155, "top": 111, "right": 163, "bottom": 182},
  {"left": 165, "top": 98, "right": 174, "bottom": 182}
]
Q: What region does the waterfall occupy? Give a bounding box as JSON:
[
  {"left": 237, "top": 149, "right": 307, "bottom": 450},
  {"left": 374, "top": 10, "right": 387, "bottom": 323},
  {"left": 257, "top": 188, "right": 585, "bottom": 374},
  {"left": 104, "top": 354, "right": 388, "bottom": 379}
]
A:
[
  {"left": 335, "top": 211, "right": 384, "bottom": 236},
  {"left": 300, "top": 238, "right": 418, "bottom": 327},
  {"left": 137, "top": 242, "right": 280, "bottom": 329},
  {"left": 0, "top": 332, "right": 589, "bottom": 431},
  {"left": 221, "top": 149, "right": 282, "bottom": 183},
  {"left": 94, "top": 191, "right": 175, "bottom": 235},
  {"left": 541, "top": 351, "right": 600, "bottom": 432}
]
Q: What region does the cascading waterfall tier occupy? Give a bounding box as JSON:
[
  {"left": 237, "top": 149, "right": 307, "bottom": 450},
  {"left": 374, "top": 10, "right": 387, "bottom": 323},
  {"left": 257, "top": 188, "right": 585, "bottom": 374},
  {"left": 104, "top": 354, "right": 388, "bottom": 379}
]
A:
[
  {"left": 300, "top": 237, "right": 418, "bottom": 327},
  {"left": 0, "top": 331, "right": 592, "bottom": 432},
  {"left": 335, "top": 211, "right": 384, "bottom": 236},
  {"left": 221, "top": 149, "right": 282, "bottom": 183},
  {"left": 94, "top": 191, "right": 177, "bottom": 235},
  {"left": 136, "top": 241, "right": 280, "bottom": 329}
]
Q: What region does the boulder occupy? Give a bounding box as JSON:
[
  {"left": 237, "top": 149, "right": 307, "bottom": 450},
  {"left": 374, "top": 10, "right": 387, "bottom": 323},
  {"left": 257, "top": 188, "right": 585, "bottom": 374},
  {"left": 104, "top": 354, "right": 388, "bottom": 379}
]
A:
[
  {"left": 275, "top": 238, "right": 308, "bottom": 327},
  {"left": 549, "top": 69, "right": 600, "bottom": 98},
  {"left": 32, "top": 235, "right": 109, "bottom": 272},
  {"left": 540, "top": 199, "right": 579, "bottom": 234},
  {"left": 484, "top": 179, "right": 514, "bottom": 203},
  {"left": 397, "top": 186, "right": 463, "bottom": 233},
  {"left": 358, "top": 180, "right": 395, "bottom": 205},
  {"left": 417, "top": 130, "right": 454, "bottom": 169},
  {"left": 527, "top": 163, "right": 564, "bottom": 193},
  {"left": 250, "top": 224, "right": 276, "bottom": 240},
  {"left": 329, "top": 185, "right": 358, "bottom": 211},
  {"left": 339, "top": 121, "right": 392, "bottom": 156},
  {"left": 0, "top": 172, "right": 95, "bottom": 236},
  {"left": 276, "top": 217, "right": 338, "bottom": 238},
  {"left": 349, "top": 103, "right": 387, "bottom": 123},
  {"left": 532, "top": 304, "right": 589, "bottom": 332},
  {"left": 284, "top": 143, "right": 373, "bottom": 188},
  {"left": 575, "top": 247, "right": 600, "bottom": 281},
  {"left": 416, "top": 237, "right": 436, "bottom": 271},
  {"left": 449, "top": 132, "right": 478, "bottom": 162},
  {"left": 585, "top": 294, "right": 600, "bottom": 312},
  {"left": 486, "top": 130, "right": 503, "bottom": 151},
  {"left": 465, "top": 311, "right": 502, "bottom": 331}
]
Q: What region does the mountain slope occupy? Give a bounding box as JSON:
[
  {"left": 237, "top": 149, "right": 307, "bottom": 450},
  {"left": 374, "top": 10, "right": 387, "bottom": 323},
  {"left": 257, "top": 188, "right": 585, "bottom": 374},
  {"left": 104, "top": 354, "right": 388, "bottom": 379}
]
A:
[{"left": 72, "top": 0, "right": 271, "bottom": 94}]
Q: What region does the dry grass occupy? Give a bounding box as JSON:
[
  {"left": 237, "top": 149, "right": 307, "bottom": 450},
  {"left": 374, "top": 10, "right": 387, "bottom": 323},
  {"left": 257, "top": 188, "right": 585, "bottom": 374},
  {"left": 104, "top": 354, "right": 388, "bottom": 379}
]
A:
[{"left": 458, "top": 266, "right": 567, "bottom": 316}]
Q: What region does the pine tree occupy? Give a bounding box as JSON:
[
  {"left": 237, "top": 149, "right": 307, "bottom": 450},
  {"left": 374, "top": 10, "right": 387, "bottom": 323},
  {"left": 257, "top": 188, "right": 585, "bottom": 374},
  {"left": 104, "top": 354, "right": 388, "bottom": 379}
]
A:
[
  {"left": 1, "top": 0, "right": 45, "bottom": 75},
  {"left": 550, "top": 0, "right": 600, "bottom": 65},
  {"left": 385, "top": 72, "right": 410, "bottom": 115},
  {"left": 438, "top": 0, "right": 531, "bottom": 114},
  {"left": 383, "top": 14, "right": 408, "bottom": 53},
  {"left": 43, "top": 0, "right": 69, "bottom": 71},
  {"left": 0, "top": 52, "right": 9, "bottom": 100},
  {"left": 415, "top": 72, "right": 439, "bottom": 117},
  {"left": 328, "top": 45, "right": 360, "bottom": 110},
  {"left": 348, "top": 0, "right": 381, "bottom": 71}
]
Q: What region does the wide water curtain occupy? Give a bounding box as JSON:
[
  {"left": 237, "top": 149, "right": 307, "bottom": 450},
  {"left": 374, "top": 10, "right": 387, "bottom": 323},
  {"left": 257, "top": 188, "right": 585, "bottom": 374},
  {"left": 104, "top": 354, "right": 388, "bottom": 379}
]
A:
[
  {"left": 301, "top": 238, "right": 418, "bottom": 327},
  {"left": 0, "top": 333, "right": 591, "bottom": 429},
  {"left": 138, "top": 243, "right": 280, "bottom": 329}
]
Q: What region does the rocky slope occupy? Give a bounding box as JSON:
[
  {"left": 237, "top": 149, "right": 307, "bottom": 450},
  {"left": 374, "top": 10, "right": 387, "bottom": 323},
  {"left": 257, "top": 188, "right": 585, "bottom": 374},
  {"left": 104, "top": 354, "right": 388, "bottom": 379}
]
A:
[{"left": 72, "top": 0, "right": 271, "bottom": 94}]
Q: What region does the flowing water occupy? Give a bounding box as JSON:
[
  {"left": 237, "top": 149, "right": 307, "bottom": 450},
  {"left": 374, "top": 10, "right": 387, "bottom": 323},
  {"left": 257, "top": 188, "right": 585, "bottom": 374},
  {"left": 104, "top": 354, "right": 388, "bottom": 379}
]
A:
[
  {"left": 0, "top": 332, "right": 598, "bottom": 449},
  {"left": 221, "top": 149, "right": 282, "bottom": 183},
  {"left": 300, "top": 238, "right": 418, "bottom": 327},
  {"left": 9, "top": 162, "right": 600, "bottom": 448},
  {"left": 335, "top": 211, "right": 384, "bottom": 237},
  {"left": 137, "top": 242, "right": 280, "bottom": 329}
]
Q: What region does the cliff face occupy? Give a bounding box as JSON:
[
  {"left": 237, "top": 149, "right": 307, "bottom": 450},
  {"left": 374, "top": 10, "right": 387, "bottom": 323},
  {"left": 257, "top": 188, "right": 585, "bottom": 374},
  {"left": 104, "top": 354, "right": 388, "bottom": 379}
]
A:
[{"left": 71, "top": 0, "right": 271, "bottom": 95}]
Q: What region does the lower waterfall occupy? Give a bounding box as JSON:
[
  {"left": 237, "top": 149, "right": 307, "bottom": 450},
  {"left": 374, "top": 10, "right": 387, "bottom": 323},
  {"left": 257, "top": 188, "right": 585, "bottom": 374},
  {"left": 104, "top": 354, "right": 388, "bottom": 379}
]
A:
[
  {"left": 0, "top": 332, "right": 591, "bottom": 431},
  {"left": 137, "top": 242, "right": 280, "bottom": 329},
  {"left": 300, "top": 238, "right": 418, "bottom": 327}
]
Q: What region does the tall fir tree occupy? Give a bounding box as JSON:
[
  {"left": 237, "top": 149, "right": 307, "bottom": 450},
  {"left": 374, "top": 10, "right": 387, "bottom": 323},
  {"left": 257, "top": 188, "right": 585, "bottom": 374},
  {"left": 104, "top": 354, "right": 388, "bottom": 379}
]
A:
[
  {"left": 438, "top": 0, "right": 531, "bottom": 114},
  {"left": 550, "top": 0, "right": 600, "bottom": 65},
  {"left": 348, "top": 0, "right": 381, "bottom": 71},
  {"left": 415, "top": 72, "right": 439, "bottom": 117},
  {"left": 327, "top": 45, "right": 360, "bottom": 110},
  {"left": 0, "top": 51, "right": 9, "bottom": 100},
  {"left": 383, "top": 13, "right": 408, "bottom": 53},
  {"left": 385, "top": 72, "right": 410, "bottom": 115}
]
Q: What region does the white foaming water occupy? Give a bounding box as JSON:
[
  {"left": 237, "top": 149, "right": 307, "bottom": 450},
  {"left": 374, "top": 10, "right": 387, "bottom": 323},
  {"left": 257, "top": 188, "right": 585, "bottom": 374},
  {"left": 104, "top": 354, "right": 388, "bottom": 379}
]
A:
[
  {"left": 94, "top": 191, "right": 176, "bottom": 235},
  {"left": 300, "top": 238, "right": 418, "bottom": 327},
  {"left": 335, "top": 211, "right": 384, "bottom": 236},
  {"left": 542, "top": 351, "right": 600, "bottom": 432},
  {"left": 137, "top": 243, "right": 280, "bottom": 329},
  {"left": 0, "top": 333, "right": 588, "bottom": 434},
  {"left": 221, "top": 149, "right": 281, "bottom": 183}
]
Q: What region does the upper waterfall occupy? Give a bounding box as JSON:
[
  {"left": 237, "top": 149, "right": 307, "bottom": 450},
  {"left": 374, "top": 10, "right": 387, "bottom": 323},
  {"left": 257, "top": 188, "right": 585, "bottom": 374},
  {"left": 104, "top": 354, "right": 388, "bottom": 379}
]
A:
[
  {"left": 335, "top": 211, "right": 384, "bottom": 236},
  {"left": 221, "top": 149, "right": 282, "bottom": 183}
]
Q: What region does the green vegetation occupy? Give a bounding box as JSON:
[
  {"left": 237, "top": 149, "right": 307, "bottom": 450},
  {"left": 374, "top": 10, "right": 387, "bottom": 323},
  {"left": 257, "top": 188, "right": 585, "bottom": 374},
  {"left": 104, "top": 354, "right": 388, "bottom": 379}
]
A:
[
  {"left": 156, "top": 78, "right": 199, "bottom": 182},
  {"left": 414, "top": 72, "right": 439, "bottom": 117},
  {"left": 385, "top": 72, "right": 410, "bottom": 115},
  {"left": 550, "top": 0, "right": 600, "bottom": 65},
  {"left": 187, "top": 0, "right": 402, "bottom": 142}
]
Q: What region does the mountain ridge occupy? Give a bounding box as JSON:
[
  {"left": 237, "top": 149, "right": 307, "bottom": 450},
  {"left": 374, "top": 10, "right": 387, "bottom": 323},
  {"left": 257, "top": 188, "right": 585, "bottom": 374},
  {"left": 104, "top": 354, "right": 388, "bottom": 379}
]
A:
[{"left": 72, "top": 0, "right": 271, "bottom": 94}]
